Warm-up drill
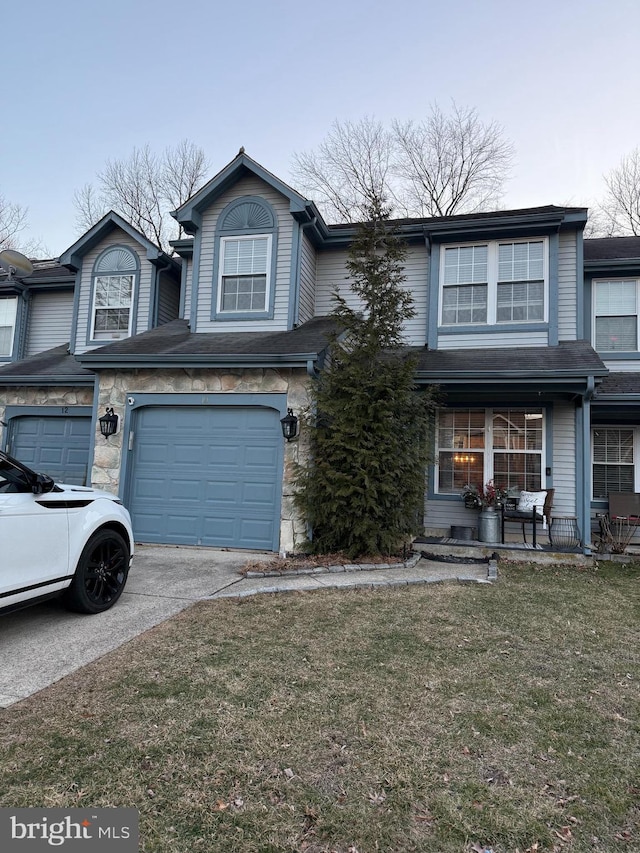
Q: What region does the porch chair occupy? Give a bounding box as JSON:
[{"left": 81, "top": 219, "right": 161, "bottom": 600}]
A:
[
  {"left": 501, "top": 488, "right": 554, "bottom": 548},
  {"left": 607, "top": 491, "right": 640, "bottom": 521},
  {"left": 597, "top": 492, "right": 640, "bottom": 553}
]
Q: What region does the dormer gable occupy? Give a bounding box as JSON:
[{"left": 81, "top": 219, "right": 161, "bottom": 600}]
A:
[
  {"left": 171, "top": 152, "right": 323, "bottom": 335},
  {"left": 172, "top": 150, "right": 318, "bottom": 235},
  {"left": 59, "top": 210, "right": 173, "bottom": 270},
  {"left": 58, "top": 211, "right": 180, "bottom": 356}
]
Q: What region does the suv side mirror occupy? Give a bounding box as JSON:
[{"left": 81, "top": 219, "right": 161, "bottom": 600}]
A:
[{"left": 32, "top": 474, "right": 55, "bottom": 495}]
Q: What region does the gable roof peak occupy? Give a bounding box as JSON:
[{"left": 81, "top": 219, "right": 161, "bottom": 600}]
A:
[
  {"left": 172, "top": 150, "right": 312, "bottom": 234},
  {"left": 58, "top": 210, "right": 168, "bottom": 270}
]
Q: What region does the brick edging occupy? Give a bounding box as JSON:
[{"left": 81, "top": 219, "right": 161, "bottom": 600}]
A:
[{"left": 243, "top": 551, "right": 423, "bottom": 579}]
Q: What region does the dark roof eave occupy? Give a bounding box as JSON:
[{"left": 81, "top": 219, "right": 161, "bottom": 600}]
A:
[
  {"left": 585, "top": 258, "right": 640, "bottom": 270},
  {"left": 414, "top": 370, "right": 608, "bottom": 382},
  {"left": 77, "top": 352, "right": 323, "bottom": 369},
  {"left": 593, "top": 393, "right": 640, "bottom": 402}
]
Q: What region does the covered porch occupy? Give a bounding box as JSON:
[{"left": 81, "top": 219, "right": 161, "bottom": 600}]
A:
[{"left": 411, "top": 340, "right": 608, "bottom": 556}]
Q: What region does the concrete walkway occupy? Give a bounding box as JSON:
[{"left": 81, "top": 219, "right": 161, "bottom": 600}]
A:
[
  {"left": 0, "top": 546, "right": 491, "bottom": 708},
  {"left": 210, "top": 555, "right": 492, "bottom": 598}
]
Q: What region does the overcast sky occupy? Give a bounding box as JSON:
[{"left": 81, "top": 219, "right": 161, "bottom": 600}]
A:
[{"left": 2, "top": 0, "right": 639, "bottom": 256}]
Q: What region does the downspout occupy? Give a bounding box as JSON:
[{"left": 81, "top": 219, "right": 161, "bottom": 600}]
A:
[
  {"left": 580, "top": 375, "right": 595, "bottom": 555},
  {"left": 16, "top": 286, "right": 30, "bottom": 361},
  {"left": 150, "top": 255, "right": 172, "bottom": 328}
]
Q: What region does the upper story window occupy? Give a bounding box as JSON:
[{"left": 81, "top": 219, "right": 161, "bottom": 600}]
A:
[
  {"left": 441, "top": 239, "right": 546, "bottom": 326},
  {"left": 214, "top": 197, "right": 277, "bottom": 320},
  {"left": 219, "top": 235, "right": 271, "bottom": 313},
  {"left": 91, "top": 247, "right": 137, "bottom": 341},
  {"left": 0, "top": 297, "right": 18, "bottom": 356},
  {"left": 594, "top": 279, "right": 639, "bottom": 351}
]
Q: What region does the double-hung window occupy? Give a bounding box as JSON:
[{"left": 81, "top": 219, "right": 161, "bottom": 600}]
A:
[
  {"left": 437, "top": 408, "right": 544, "bottom": 494},
  {"left": 91, "top": 247, "right": 137, "bottom": 341},
  {"left": 593, "top": 279, "right": 639, "bottom": 351},
  {"left": 218, "top": 235, "right": 271, "bottom": 313},
  {"left": 0, "top": 297, "right": 18, "bottom": 356},
  {"left": 441, "top": 239, "right": 546, "bottom": 326},
  {"left": 442, "top": 245, "right": 488, "bottom": 324},
  {"left": 592, "top": 428, "right": 637, "bottom": 498}
]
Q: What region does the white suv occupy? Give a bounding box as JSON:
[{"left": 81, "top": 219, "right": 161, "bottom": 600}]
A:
[{"left": 0, "top": 450, "right": 133, "bottom": 614}]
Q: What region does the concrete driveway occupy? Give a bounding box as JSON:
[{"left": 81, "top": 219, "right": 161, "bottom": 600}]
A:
[{"left": 0, "top": 545, "right": 269, "bottom": 708}]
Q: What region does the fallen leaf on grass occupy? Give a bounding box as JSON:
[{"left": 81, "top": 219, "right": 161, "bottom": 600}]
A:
[
  {"left": 368, "top": 790, "right": 387, "bottom": 806},
  {"left": 553, "top": 826, "right": 572, "bottom": 843},
  {"left": 614, "top": 830, "right": 632, "bottom": 841},
  {"left": 414, "top": 807, "right": 435, "bottom": 825}
]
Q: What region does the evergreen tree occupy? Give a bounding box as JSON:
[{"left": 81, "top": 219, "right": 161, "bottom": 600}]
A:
[{"left": 294, "top": 199, "right": 437, "bottom": 557}]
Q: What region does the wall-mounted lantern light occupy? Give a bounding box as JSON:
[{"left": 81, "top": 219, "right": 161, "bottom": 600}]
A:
[
  {"left": 99, "top": 407, "right": 119, "bottom": 438},
  {"left": 280, "top": 408, "right": 299, "bottom": 442}
]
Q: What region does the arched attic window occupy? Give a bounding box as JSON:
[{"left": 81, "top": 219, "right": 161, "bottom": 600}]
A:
[
  {"left": 91, "top": 246, "right": 138, "bottom": 341},
  {"left": 214, "top": 197, "right": 277, "bottom": 319}
]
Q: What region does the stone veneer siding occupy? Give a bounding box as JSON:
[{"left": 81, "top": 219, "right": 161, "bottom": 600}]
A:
[
  {"left": 93, "top": 367, "right": 312, "bottom": 554},
  {"left": 0, "top": 385, "right": 95, "bottom": 447}
]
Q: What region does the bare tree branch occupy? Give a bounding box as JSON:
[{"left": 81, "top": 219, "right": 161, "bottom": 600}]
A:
[
  {"left": 73, "top": 183, "right": 109, "bottom": 234},
  {"left": 160, "top": 139, "right": 209, "bottom": 212},
  {"left": 392, "top": 103, "right": 514, "bottom": 217},
  {"left": 0, "top": 194, "right": 29, "bottom": 251},
  {"left": 599, "top": 148, "right": 640, "bottom": 236},
  {"left": 0, "top": 193, "right": 46, "bottom": 256},
  {"left": 73, "top": 141, "right": 210, "bottom": 251},
  {"left": 291, "top": 117, "right": 396, "bottom": 222},
  {"left": 291, "top": 105, "right": 514, "bottom": 223}
]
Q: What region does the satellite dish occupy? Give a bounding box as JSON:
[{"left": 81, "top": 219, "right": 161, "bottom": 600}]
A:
[{"left": 0, "top": 249, "right": 34, "bottom": 279}]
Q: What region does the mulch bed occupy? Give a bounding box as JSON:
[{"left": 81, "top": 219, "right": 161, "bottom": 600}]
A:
[{"left": 240, "top": 551, "right": 409, "bottom": 575}]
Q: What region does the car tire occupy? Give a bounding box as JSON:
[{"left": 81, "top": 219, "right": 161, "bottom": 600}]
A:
[{"left": 63, "top": 529, "right": 130, "bottom": 614}]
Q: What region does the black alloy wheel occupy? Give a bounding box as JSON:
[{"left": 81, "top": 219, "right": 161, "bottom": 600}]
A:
[{"left": 63, "top": 529, "right": 130, "bottom": 614}]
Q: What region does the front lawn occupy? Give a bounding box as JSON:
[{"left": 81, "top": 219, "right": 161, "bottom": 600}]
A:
[{"left": 1, "top": 561, "right": 638, "bottom": 852}]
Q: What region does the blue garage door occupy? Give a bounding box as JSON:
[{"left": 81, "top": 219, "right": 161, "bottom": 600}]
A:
[
  {"left": 128, "top": 406, "right": 283, "bottom": 550},
  {"left": 9, "top": 416, "right": 91, "bottom": 485}
]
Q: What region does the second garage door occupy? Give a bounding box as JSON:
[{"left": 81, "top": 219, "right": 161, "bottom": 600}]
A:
[
  {"left": 8, "top": 414, "right": 92, "bottom": 485},
  {"left": 127, "top": 405, "right": 283, "bottom": 550}
]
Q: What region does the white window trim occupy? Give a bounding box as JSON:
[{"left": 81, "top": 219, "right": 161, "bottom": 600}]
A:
[
  {"left": 439, "top": 238, "right": 549, "bottom": 327},
  {"left": 435, "top": 407, "right": 546, "bottom": 494},
  {"left": 90, "top": 273, "right": 135, "bottom": 341},
  {"left": 217, "top": 234, "right": 273, "bottom": 315},
  {"left": 0, "top": 296, "right": 18, "bottom": 357},
  {"left": 592, "top": 277, "right": 640, "bottom": 352},
  {"left": 591, "top": 425, "right": 640, "bottom": 498}
]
